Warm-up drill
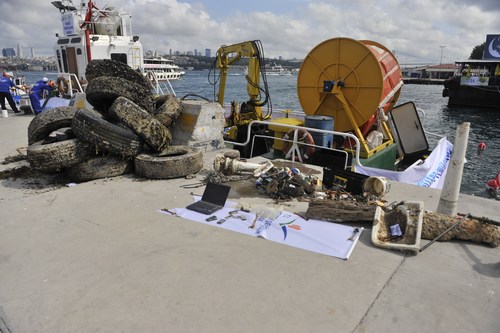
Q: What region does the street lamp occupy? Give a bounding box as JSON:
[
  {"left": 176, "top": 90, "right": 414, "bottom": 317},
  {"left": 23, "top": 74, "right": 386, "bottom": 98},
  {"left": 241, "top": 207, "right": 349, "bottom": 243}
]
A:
[{"left": 439, "top": 45, "right": 445, "bottom": 79}]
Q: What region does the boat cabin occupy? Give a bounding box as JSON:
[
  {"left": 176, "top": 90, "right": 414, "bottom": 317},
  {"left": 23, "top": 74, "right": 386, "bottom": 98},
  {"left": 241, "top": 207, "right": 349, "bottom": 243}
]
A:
[{"left": 52, "top": 0, "right": 144, "bottom": 84}]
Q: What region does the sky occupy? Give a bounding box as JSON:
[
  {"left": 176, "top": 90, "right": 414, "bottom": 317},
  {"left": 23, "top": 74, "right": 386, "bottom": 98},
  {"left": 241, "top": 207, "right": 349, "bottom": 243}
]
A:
[{"left": 1, "top": 0, "right": 499, "bottom": 64}]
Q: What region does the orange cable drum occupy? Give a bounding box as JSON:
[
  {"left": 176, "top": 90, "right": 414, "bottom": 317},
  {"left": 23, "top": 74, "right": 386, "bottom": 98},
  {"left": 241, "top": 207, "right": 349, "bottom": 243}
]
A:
[{"left": 297, "top": 37, "right": 403, "bottom": 132}]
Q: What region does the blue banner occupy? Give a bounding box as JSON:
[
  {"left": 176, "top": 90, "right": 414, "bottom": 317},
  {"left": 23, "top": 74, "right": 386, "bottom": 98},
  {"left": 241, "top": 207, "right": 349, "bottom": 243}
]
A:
[{"left": 483, "top": 34, "right": 500, "bottom": 59}]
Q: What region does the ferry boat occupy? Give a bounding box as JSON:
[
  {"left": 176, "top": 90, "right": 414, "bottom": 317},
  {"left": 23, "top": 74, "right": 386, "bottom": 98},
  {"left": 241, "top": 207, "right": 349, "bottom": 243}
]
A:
[
  {"left": 143, "top": 56, "right": 184, "bottom": 81},
  {"left": 442, "top": 34, "right": 500, "bottom": 109}
]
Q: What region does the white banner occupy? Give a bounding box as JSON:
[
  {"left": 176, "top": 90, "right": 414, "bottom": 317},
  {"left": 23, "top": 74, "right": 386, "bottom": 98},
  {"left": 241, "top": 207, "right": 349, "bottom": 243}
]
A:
[
  {"left": 159, "top": 201, "right": 363, "bottom": 260},
  {"left": 356, "top": 137, "right": 453, "bottom": 189}
]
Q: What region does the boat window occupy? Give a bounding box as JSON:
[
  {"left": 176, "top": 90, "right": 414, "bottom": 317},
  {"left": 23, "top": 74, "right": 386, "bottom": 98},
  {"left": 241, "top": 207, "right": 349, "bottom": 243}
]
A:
[
  {"left": 61, "top": 49, "right": 69, "bottom": 72},
  {"left": 71, "top": 37, "right": 81, "bottom": 43},
  {"left": 76, "top": 48, "right": 82, "bottom": 55},
  {"left": 111, "top": 53, "right": 127, "bottom": 64},
  {"left": 57, "top": 38, "right": 70, "bottom": 45},
  {"left": 56, "top": 50, "right": 63, "bottom": 72}
]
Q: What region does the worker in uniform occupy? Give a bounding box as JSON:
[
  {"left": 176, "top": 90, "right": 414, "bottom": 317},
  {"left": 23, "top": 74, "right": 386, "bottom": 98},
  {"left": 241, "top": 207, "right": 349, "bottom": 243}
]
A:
[
  {"left": 29, "top": 77, "right": 53, "bottom": 115},
  {"left": 0, "top": 71, "right": 22, "bottom": 114}
]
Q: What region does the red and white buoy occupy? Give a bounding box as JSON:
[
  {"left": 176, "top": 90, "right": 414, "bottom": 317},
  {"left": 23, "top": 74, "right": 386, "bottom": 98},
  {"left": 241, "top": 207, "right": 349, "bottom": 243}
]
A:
[
  {"left": 486, "top": 172, "right": 500, "bottom": 191},
  {"left": 477, "top": 141, "right": 487, "bottom": 155}
]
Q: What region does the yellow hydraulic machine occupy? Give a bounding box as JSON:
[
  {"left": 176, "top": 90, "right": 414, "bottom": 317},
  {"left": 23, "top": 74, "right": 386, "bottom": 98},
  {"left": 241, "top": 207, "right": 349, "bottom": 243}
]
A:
[{"left": 215, "top": 40, "right": 271, "bottom": 142}]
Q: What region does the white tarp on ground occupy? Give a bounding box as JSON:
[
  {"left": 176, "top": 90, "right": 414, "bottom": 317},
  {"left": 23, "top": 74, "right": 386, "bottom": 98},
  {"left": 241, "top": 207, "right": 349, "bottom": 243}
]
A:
[
  {"left": 356, "top": 137, "right": 454, "bottom": 189},
  {"left": 159, "top": 200, "right": 363, "bottom": 260},
  {"left": 41, "top": 97, "right": 71, "bottom": 110}
]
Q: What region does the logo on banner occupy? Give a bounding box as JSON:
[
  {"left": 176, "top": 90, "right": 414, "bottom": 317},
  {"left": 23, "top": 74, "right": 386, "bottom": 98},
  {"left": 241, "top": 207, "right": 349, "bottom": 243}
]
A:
[
  {"left": 417, "top": 145, "right": 452, "bottom": 187},
  {"left": 483, "top": 35, "right": 500, "bottom": 59},
  {"left": 279, "top": 217, "right": 301, "bottom": 240}
]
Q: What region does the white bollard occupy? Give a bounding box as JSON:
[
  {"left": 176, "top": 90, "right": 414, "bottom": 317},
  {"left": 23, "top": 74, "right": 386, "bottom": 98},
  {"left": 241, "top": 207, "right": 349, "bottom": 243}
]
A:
[
  {"left": 437, "top": 122, "right": 470, "bottom": 216},
  {"left": 1, "top": 109, "right": 8, "bottom": 118}
]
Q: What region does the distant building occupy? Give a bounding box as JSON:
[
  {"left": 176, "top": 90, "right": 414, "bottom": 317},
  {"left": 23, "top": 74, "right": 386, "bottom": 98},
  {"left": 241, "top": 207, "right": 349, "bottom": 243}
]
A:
[
  {"left": 205, "top": 48, "right": 211, "bottom": 57},
  {"left": 17, "top": 44, "right": 22, "bottom": 58},
  {"left": 403, "top": 63, "right": 459, "bottom": 81},
  {"left": 2, "top": 48, "right": 16, "bottom": 57}
]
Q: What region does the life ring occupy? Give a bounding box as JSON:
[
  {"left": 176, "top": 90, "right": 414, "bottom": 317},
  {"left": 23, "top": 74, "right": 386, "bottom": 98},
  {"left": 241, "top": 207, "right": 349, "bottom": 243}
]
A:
[
  {"left": 56, "top": 77, "right": 69, "bottom": 95},
  {"left": 282, "top": 128, "right": 315, "bottom": 162}
]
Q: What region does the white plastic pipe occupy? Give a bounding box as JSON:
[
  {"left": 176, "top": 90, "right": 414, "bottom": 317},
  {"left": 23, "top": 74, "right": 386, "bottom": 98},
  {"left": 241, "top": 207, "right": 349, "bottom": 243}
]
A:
[{"left": 437, "top": 122, "right": 470, "bottom": 216}]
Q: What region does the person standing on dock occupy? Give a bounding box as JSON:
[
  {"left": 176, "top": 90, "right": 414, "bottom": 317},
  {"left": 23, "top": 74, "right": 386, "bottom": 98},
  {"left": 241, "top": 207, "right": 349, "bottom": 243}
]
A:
[
  {"left": 0, "top": 71, "right": 21, "bottom": 114},
  {"left": 29, "top": 77, "right": 53, "bottom": 115}
]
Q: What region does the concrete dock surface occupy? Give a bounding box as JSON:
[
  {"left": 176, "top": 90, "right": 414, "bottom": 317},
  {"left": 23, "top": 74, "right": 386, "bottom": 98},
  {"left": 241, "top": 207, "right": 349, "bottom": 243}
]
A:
[{"left": 1, "top": 112, "right": 499, "bottom": 333}]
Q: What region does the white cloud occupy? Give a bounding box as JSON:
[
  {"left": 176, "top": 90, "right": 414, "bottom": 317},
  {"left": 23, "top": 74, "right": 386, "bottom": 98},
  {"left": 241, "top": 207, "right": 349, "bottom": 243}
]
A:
[{"left": 1, "top": 0, "right": 499, "bottom": 62}]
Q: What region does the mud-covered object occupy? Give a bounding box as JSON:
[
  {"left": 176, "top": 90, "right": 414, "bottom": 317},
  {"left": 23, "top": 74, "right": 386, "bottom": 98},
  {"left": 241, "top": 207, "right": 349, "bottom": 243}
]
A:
[
  {"left": 66, "top": 155, "right": 133, "bottom": 182},
  {"left": 153, "top": 94, "right": 182, "bottom": 127},
  {"left": 85, "top": 59, "right": 152, "bottom": 88},
  {"left": 27, "top": 138, "right": 92, "bottom": 172},
  {"left": 134, "top": 146, "right": 203, "bottom": 179},
  {"left": 72, "top": 108, "right": 144, "bottom": 157},
  {"left": 109, "top": 96, "right": 171, "bottom": 152},
  {"left": 86, "top": 76, "right": 155, "bottom": 113},
  {"left": 423, "top": 212, "right": 499, "bottom": 247},
  {"left": 27, "top": 106, "right": 78, "bottom": 145}
]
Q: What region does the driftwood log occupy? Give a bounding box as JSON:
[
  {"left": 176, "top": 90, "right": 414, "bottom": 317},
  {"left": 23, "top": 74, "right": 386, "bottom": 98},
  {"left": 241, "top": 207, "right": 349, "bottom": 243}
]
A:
[
  {"left": 306, "top": 199, "right": 500, "bottom": 247},
  {"left": 306, "top": 199, "right": 377, "bottom": 222}
]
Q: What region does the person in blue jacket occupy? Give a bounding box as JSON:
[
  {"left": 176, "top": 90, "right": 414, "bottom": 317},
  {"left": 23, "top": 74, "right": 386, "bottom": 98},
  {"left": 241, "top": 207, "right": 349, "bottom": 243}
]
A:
[
  {"left": 0, "top": 72, "right": 21, "bottom": 113},
  {"left": 29, "top": 77, "right": 53, "bottom": 115}
]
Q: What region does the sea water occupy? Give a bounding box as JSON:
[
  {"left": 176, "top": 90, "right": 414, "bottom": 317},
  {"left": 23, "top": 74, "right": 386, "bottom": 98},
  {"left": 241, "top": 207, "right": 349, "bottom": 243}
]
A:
[{"left": 18, "top": 70, "right": 500, "bottom": 198}]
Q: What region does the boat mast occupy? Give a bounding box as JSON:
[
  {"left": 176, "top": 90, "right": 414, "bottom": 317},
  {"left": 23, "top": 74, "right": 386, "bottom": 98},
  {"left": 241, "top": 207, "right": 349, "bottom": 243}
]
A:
[{"left": 80, "top": 0, "right": 96, "bottom": 63}]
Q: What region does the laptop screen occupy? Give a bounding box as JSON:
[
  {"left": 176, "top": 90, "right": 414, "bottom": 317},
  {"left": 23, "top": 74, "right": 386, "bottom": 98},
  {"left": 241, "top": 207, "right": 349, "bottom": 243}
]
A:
[{"left": 201, "top": 182, "right": 231, "bottom": 206}]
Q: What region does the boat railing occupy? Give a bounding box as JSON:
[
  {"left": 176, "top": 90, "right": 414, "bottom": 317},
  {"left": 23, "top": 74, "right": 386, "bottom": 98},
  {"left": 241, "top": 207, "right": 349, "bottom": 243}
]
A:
[
  {"left": 56, "top": 73, "right": 85, "bottom": 96},
  {"left": 228, "top": 120, "right": 362, "bottom": 169},
  {"left": 416, "top": 107, "right": 444, "bottom": 141},
  {"left": 147, "top": 72, "right": 176, "bottom": 96}
]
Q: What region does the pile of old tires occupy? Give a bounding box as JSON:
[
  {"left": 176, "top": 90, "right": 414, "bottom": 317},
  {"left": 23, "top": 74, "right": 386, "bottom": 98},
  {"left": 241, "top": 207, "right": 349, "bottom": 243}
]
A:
[{"left": 26, "top": 59, "right": 203, "bottom": 182}]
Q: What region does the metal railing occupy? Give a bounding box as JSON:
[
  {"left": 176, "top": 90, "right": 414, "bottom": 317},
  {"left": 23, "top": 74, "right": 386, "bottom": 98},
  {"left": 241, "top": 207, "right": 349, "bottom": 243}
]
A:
[{"left": 227, "top": 120, "right": 363, "bottom": 169}]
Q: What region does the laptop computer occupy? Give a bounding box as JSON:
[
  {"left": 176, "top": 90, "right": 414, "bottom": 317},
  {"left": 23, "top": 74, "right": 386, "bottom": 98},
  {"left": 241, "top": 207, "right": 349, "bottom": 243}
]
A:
[{"left": 186, "top": 182, "right": 231, "bottom": 215}]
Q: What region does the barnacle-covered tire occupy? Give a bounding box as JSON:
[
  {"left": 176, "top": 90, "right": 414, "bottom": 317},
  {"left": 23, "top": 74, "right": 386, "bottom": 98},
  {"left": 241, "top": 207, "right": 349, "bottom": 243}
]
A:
[
  {"left": 153, "top": 94, "right": 182, "bottom": 127},
  {"left": 109, "top": 96, "right": 171, "bottom": 152},
  {"left": 85, "top": 76, "right": 155, "bottom": 113},
  {"left": 85, "top": 59, "right": 153, "bottom": 88},
  {"left": 27, "top": 106, "right": 78, "bottom": 145},
  {"left": 66, "top": 155, "right": 134, "bottom": 182},
  {"left": 72, "top": 108, "right": 144, "bottom": 157},
  {"left": 27, "top": 138, "right": 92, "bottom": 172},
  {"left": 134, "top": 146, "right": 203, "bottom": 179}
]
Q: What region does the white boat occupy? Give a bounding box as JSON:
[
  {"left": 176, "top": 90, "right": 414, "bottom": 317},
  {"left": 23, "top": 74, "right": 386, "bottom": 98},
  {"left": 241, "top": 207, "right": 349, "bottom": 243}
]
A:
[
  {"left": 52, "top": 0, "right": 145, "bottom": 87},
  {"left": 143, "top": 56, "right": 184, "bottom": 81},
  {"left": 264, "top": 63, "right": 292, "bottom": 76},
  {"left": 243, "top": 63, "right": 292, "bottom": 76}
]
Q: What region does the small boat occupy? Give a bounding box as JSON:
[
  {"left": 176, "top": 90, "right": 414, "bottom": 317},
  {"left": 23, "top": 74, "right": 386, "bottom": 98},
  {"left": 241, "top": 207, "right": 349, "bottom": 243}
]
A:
[
  {"left": 243, "top": 63, "right": 292, "bottom": 76},
  {"left": 143, "top": 56, "right": 184, "bottom": 82},
  {"left": 442, "top": 34, "right": 500, "bottom": 109},
  {"left": 264, "top": 63, "right": 292, "bottom": 76},
  {"left": 215, "top": 38, "right": 453, "bottom": 190}
]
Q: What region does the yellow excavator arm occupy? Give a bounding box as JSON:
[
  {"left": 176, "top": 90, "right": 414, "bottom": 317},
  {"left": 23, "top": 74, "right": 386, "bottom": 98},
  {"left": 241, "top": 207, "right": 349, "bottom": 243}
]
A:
[{"left": 215, "top": 40, "right": 262, "bottom": 107}]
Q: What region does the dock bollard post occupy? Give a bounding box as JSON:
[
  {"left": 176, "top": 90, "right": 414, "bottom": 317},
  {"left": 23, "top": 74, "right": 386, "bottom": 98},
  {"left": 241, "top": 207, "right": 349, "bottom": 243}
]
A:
[{"left": 437, "top": 122, "right": 470, "bottom": 216}]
